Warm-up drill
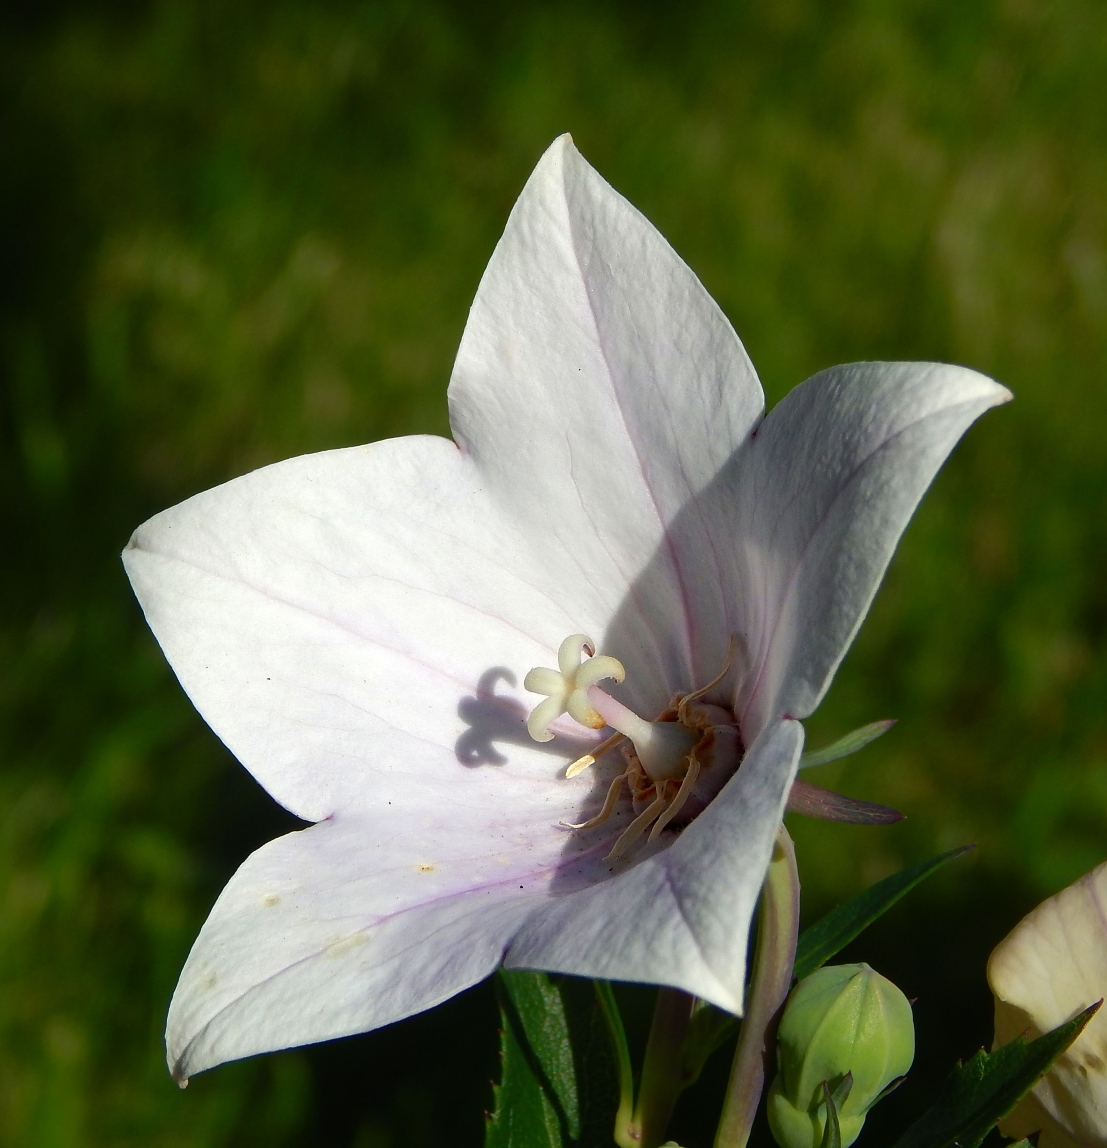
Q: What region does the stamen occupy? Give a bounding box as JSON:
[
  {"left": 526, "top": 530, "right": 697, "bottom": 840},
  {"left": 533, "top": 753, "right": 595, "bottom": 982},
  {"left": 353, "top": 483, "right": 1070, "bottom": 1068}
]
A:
[
  {"left": 526, "top": 635, "right": 696, "bottom": 782},
  {"left": 564, "top": 731, "right": 626, "bottom": 778},
  {"left": 647, "top": 758, "right": 700, "bottom": 842},
  {"left": 606, "top": 792, "right": 668, "bottom": 861},
  {"left": 561, "top": 774, "right": 625, "bottom": 830},
  {"left": 565, "top": 754, "right": 595, "bottom": 779},
  {"left": 676, "top": 636, "right": 736, "bottom": 722},
  {"left": 527, "top": 633, "right": 743, "bottom": 861}
]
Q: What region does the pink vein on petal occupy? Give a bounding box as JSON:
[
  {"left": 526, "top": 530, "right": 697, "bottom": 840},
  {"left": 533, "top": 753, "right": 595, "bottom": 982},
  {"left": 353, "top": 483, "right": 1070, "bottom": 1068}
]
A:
[
  {"left": 173, "top": 834, "right": 615, "bottom": 1071},
  {"left": 141, "top": 550, "right": 557, "bottom": 697},
  {"left": 559, "top": 184, "right": 697, "bottom": 680}
]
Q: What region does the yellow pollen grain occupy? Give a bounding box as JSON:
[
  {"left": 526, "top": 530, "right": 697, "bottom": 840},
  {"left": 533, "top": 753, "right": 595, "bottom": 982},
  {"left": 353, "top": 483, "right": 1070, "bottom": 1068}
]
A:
[
  {"left": 417, "top": 863, "right": 435, "bottom": 873},
  {"left": 261, "top": 892, "right": 280, "bottom": 907}
]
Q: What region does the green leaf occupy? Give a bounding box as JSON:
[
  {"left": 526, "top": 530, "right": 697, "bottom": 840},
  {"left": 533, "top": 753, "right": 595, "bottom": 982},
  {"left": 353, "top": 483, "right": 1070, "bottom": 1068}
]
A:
[
  {"left": 678, "top": 849, "right": 976, "bottom": 1087},
  {"left": 800, "top": 720, "right": 897, "bottom": 769},
  {"left": 794, "top": 846, "right": 974, "bottom": 981},
  {"left": 891, "top": 1004, "right": 1100, "bottom": 1148},
  {"left": 486, "top": 972, "right": 568, "bottom": 1148},
  {"left": 485, "top": 970, "right": 624, "bottom": 1148}
]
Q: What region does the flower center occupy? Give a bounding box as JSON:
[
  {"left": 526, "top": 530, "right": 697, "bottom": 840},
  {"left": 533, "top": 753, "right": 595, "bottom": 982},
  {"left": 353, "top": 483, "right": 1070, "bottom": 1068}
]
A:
[{"left": 524, "top": 634, "right": 743, "bottom": 859}]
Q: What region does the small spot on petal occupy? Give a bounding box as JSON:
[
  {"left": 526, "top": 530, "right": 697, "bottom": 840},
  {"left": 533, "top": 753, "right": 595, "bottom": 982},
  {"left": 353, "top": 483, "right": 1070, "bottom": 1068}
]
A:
[
  {"left": 417, "top": 863, "right": 435, "bottom": 873},
  {"left": 325, "top": 933, "right": 370, "bottom": 960},
  {"left": 201, "top": 970, "right": 218, "bottom": 991}
]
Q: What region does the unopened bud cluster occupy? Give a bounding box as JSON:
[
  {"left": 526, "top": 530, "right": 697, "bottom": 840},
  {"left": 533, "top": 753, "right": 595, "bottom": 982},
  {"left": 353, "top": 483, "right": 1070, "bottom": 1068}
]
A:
[{"left": 768, "top": 963, "right": 915, "bottom": 1148}]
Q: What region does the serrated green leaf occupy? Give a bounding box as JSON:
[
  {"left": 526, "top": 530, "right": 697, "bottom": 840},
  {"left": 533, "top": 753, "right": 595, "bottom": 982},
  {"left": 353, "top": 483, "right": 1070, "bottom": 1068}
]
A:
[
  {"left": 486, "top": 972, "right": 569, "bottom": 1148},
  {"left": 891, "top": 1004, "right": 1100, "bottom": 1148},
  {"left": 800, "top": 720, "right": 897, "bottom": 769},
  {"left": 485, "top": 970, "right": 624, "bottom": 1148},
  {"left": 794, "top": 846, "right": 974, "bottom": 981}
]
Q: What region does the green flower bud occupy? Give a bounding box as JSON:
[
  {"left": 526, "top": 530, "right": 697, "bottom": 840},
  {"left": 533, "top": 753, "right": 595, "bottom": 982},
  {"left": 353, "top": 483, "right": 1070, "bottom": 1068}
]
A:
[{"left": 768, "top": 963, "right": 915, "bottom": 1148}]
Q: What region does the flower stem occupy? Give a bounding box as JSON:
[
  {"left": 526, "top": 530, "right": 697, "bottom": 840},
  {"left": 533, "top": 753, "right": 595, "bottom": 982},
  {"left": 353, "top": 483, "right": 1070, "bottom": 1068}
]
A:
[
  {"left": 714, "top": 824, "right": 801, "bottom": 1148},
  {"left": 596, "top": 981, "right": 636, "bottom": 1147},
  {"left": 620, "top": 986, "right": 696, "bottom": 1147}
]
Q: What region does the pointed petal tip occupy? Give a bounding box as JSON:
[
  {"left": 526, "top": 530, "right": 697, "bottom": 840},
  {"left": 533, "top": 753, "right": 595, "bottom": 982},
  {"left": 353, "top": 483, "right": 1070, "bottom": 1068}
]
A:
[
  {"left": 952, "top": 364, "right": 1014, "bottom": 409},
  {"left": 170, "top": 1057, "right": 189, "bottom": 1088},
  {"left": 535, "top": 132, "right": 578, "bottom": 175},
  {"left": 121, "top": 527, "right": 143, "bottom": 560}
]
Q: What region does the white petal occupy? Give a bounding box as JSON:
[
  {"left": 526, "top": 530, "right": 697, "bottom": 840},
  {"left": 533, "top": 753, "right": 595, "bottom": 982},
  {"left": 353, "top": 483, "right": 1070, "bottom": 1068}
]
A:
[
  {"left": 124, "top": 436, "right": 604, "bottom": 821},
  {"left": 166, "top": 799, "right": 598, "bottom": 1081},
  {"left": 718, "top": 361, "right": 1011, "bottom": 738},
  {"left": 505, "top": 718, "right": 804, "bottom": 1012},
  {"left": 448, "top": 134, "right": 764, "bottom": 705},
  {"left": 990, "top": 861, "right": 1107, "bottom": 1147}
]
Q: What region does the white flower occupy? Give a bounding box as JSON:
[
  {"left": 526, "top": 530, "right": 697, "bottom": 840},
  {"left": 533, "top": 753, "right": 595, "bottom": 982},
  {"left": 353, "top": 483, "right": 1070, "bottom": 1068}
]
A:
[
  {"left": 123, "top": 134, "right": 1010, "bottom": 1082},
  {"left": 990, "top": 860, "right": 1107, "bottom": 1147}
]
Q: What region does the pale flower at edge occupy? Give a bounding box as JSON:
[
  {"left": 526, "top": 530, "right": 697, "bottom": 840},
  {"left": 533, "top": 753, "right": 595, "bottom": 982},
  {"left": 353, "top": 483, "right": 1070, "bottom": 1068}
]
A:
[
  {"left": 122, "top": 134, "right": 1011, "bottom": 1083},
  {"left": 990, "top": 860, "right": 1107, "bottom": 1147}
]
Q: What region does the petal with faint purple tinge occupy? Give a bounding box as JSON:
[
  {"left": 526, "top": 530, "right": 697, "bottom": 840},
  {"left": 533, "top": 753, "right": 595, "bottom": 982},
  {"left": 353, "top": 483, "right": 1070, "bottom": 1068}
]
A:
[
  {"left": 166, "top": 800, "right": 561, "bottom": 1082},
  {"left": 123, "top": 135, "right": 1012, "bottom": 1082},
  {"left": 718, "top": 361, "right": 1010, "bottom": 740},
  {"left": 449, "top": 134, "right": 764, "bottom": 706},
  {"left": 166, "top": 717, "right": 804, "bottom": 1082},
  {"left": 124, "top": 435, "right": 619, "bottom": 824},
  {"left": 507, "top": 718, "right": 804, "bottom": 1011}
]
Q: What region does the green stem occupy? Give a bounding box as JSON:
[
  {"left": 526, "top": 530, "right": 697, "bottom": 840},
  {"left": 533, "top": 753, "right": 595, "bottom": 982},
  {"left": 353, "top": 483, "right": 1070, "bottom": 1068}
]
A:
[
  {"left": 596, "top": 980, "right": 636, "bottom": 1147},
  {"left": 622, "top": 986, "right": 696, "bottom": 1147},
  {"left": 714, "top": 824, "right": 801, "bottom": 1148}
]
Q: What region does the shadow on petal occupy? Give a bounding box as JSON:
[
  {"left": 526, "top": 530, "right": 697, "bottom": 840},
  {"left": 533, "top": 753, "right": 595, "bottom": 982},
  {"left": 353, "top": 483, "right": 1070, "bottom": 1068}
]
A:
[{"left": 454, "top": 666, "right": 596, "bottom": 767}]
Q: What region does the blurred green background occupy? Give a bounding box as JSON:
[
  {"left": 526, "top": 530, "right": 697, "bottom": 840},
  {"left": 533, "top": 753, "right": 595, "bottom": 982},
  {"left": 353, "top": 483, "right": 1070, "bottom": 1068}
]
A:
[{"left": 3, "top": 0, "right": 1107, "bottom": 1144}]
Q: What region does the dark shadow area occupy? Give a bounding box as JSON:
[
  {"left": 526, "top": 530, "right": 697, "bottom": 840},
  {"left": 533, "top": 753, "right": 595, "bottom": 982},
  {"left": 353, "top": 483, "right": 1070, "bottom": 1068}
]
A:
[
  {"left": 454, "top": 665, "right": 598, "bottom": 768},
  {"left": 303, "top": 978, "right": 499, "bottom": 1148}
]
